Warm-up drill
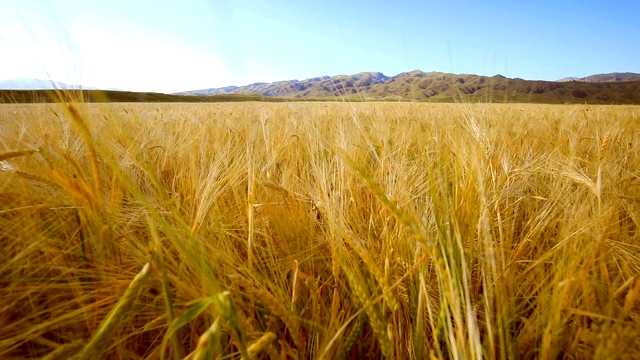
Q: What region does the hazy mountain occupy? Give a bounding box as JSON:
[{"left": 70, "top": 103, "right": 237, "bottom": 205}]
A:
[
  {"left": 176, "top": 71, "right": 640, "bottom": 104},
  {"left": 557, "top": 72, "right": 640, "bottom": 83},
  {"left": 557, "top": 77, "right": 581, "bottom": 82},
  {"left": 178, "top": 72, "right": 389, "bottom": 97},
  {"left": 0, "top": 78, "right": 97, "bottom": 90}
]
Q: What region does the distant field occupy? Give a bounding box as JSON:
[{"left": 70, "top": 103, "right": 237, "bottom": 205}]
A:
[
  {"left": 2, "top": 101, "right": 640, "bottom": 359},
  {"left": 0, "top": 89, "right": 289, "bottom": 103}
]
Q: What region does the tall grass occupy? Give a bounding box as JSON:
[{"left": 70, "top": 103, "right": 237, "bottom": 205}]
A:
[{"left": 1, "top": 100, "right": 639, "bottom": 359}]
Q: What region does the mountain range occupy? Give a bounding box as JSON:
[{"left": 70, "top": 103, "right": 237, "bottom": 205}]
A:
[
  {"left": 176, "top": 71, "right": 640, "bottom": 104},
  {"left": 2, "top": 72, "right": 640, "bottom": 104},
  {"left": 0, "top": 78, "right": 97, "bottom": 90}
]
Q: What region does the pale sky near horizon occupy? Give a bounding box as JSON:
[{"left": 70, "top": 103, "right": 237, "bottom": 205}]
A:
[{"left": 0, "top": 0, "right": 639, "bottom": 93}]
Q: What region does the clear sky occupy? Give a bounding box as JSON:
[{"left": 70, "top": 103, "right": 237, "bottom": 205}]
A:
[{"left": 1, "top": 0, "right": 639, "bottom": 93}]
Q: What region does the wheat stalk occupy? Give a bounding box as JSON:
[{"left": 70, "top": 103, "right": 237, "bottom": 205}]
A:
[
  {"left": 73, "top": 263, "right": 151, "bottom": 360},
  {"left": 246, "top": 332, "right": 277, "bottom": 359},
  {"left": 184, "top": 317, "right": 222, "bottom": 360}
]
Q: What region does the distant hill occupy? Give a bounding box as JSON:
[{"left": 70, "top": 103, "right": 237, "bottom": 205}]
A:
[
  {"left": 557, "top": 72, "right": 640, "bottom": 83},
  {"left": 178, "top": 70, "right": 640, "bottom": 104},
  {"left": 179, "top": 72, "right": 389, "bottom": 97},
  {"left": 0, "top": 78, "right": 95, "bottom": 90}
]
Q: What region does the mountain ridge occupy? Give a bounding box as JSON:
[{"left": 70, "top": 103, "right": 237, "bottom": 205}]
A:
[
  {"left": 175, "top": 71, "right": 640, "bottom": 104},
  {"left": 0, "top": 78, "right": 99, "bottom": 90},
  {"left": 3, "top": 71, "right": 640, "bottom": 104}
]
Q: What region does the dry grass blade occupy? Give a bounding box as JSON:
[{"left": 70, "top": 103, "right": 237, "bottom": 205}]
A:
[
  {"left": 73, "top": 263, "right": 151, "bottom": 360},
  {"left": 148, "top": 214, "right": 183, "bottom": 360},
  {"left": 0, "top": 149, "right": 37, "bottom": 162},
  {"left": 0, "top": 203, "right": 53, "bottom": 214},
  {"left": 62, "top": 102, "right": 104, "bottom": 210},
  {"left": 14, "top": 169, "right": 58, "bottom": 187},
  {"left": 42, "top": 340, "right": 85, "bottom": 360}
]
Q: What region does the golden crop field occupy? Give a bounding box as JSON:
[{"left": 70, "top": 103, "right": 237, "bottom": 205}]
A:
[{"left": 1, "top": 100, "right": 640, "bottom": 359}]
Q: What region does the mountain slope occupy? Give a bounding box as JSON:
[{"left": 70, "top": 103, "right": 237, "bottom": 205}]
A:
[
  {"left": 179, "top": 72, "right": 389, "bottom": 97},
  {"left": 178, "top": 71, "right": 640, "bottom": 104},
  {"left": 557, "top": 72, "right": 640, "bottom": 82}
]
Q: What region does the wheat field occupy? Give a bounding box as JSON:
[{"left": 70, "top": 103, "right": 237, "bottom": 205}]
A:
[{"left": 1, "top": 100, "right": 640, "bottom": 359}]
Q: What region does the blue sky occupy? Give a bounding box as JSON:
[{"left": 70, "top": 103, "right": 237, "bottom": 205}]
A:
[{"left": 1, "top": 0, "right": 638, "bottom": 93}]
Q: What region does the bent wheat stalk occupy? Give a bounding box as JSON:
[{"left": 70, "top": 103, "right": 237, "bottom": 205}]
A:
[{"left": 72, "top": 263, "right": 151, "bottom": 360}]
